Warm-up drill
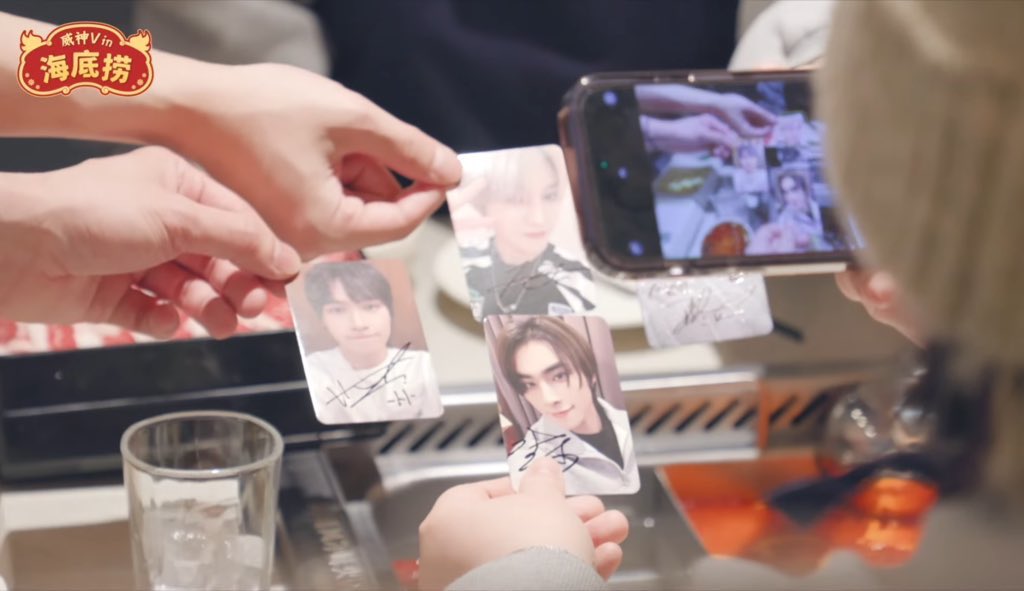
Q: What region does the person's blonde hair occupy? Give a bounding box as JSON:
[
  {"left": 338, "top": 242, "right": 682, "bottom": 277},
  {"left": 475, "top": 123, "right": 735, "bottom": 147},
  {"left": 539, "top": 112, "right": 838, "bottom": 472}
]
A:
[
  {"left": 819, "top": 1, "right": 1024, "bottom": 508},
  {"left": 468, "top": 147, "right": 560, "bottom": 213}
]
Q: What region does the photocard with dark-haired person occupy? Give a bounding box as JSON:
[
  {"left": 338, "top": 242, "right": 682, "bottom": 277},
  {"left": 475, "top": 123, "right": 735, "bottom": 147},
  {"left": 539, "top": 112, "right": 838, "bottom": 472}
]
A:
[
  {"left": 484, "top": 315, "right": 639, "bottom": 496},
  {"left": 286, "top": 258, "right": 443, "bottom": 424}
]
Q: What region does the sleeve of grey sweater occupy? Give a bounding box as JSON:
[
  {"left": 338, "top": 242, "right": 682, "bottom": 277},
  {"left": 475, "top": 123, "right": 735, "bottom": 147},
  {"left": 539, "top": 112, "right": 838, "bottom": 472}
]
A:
[{"left": 445, "top": 547, "right": 607, "bottom": 591}]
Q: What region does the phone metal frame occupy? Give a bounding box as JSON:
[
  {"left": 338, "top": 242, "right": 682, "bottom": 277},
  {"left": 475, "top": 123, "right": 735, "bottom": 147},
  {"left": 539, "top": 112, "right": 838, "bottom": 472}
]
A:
[{"left": 559, "top": 69, "right": 854, "bottom": 281}]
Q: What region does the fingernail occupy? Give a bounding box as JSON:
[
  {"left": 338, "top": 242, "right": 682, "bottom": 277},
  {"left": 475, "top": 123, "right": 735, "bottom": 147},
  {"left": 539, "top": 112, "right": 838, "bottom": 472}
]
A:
[
  {"left": 239, "top": 287, "right": 269, "bottom": 318},
  {"left": 431, "top": 145, "right": 462, "bottom": 185},
  {"left": 145, "top": 305, "right": 179, "bottom": 338}
]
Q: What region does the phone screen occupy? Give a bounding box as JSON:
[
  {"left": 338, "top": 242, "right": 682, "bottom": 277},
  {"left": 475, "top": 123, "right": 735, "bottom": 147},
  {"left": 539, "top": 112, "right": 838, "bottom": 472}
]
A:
[{"left": 576, "top": 73, "right": 864, "bottom": 273}]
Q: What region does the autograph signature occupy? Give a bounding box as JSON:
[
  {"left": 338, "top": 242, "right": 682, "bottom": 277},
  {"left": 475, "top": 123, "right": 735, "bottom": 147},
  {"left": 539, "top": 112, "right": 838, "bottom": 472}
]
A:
[
  {"left": 509, "top": 428, "right": 580, "bottom": 473},
  {"left": 493, "top": 266, "right": 561, "bottom": 298},
  {"left": 490, "top": 263, "right": 591, "bottom": 311},
  {"left": 644, "top": 281, "right": 759, "bottom": 337},
  {"left": 322, "top": 343, "right": 415, "bottom": 409},
  {"left": 672, "top": 285, "right": 758, "bottom": 339}
]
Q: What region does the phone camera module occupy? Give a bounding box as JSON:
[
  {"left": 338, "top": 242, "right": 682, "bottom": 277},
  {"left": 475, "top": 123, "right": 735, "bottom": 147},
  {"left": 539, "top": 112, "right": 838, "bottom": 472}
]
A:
[
  {"left": 628, "top": 240, "right": 645, "bottom": 256},
  {"left": 602, "top": 90, "right": 618, "bottom": 108}
]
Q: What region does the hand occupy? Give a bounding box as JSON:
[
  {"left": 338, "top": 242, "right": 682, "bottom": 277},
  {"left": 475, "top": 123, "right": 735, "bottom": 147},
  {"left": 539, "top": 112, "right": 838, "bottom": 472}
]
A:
[
  {"left": 643, "top": 113, "right": 741, "bottom": 153},
  {"left": 447, "top": 175, "right": 495, "bottom": 235},
  {"left": 835, "top": 270, "right": 924, "bottom": 346},
  {"left": 0, "top": 147, "right": 301, "bottom": 338},
  {"left": 418, "top": 458, "right": 629, "bottom": 590},
  {"left": 166, "top": 63, "right": 462, "bottom": 259},
  {"left": 706, "top": 92, "right": 777, "bottom": 137},
  {"left": 748, "top": 222, "right": 798, "bottom": 255}
]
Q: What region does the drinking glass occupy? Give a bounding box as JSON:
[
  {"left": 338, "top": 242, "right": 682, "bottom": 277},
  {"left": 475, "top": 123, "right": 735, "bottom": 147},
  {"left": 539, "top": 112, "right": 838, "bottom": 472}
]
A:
[
  {"left": 121, "top": 411, "right": 283, "bottom": 590},
  {"left": 817, "top": 365, "right": 933, "bottom": 475}
]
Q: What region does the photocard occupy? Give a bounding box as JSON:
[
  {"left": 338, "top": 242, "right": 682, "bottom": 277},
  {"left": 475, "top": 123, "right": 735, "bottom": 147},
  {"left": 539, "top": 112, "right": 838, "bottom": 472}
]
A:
[
  {"left": 732, "top": 139, "right": 769, "bottom": 195},
  {"left": 636, "top": 274, "right": 773, "bottom": 347},
  {"left": 748, "top": 167, "right": 829, "bottom": 255},
  {"left": 765, "top": 112, "right": 808, "bottom": 148},
  {"left": 483, "top": 314, "right": 640, "bottom": 496},
  {"left": 285, "top": 258, "right": 443, "bottom": 424},
  {"left": 447, "top": 145, "right": 596, "bottom": 321}
]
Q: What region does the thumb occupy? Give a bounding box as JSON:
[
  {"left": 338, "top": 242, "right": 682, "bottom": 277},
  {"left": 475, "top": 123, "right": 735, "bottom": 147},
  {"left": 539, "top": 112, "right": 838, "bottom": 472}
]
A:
[
  {"left": 864, "top": 271, "right": 899, "bottom": 306},
  {"left": 518, "top": 457, "right": 567, "bottom": 499},
  {"left": 347, "top": 100, "right": 461, "bottom": 186},
  {"left": 447, "top": 174, "right": 488, "bottom": 211},
  {"left": 743, "top": 103, "right": 778, "bottom": 128},
  {"left": 724, "top": 116, "right": 765, "bottom": 138}
]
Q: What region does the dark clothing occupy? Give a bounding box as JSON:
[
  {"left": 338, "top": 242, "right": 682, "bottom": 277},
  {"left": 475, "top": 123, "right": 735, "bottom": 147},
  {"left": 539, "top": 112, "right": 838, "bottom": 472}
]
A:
[
  {"left": 315, "top": 1, "right": 739, "bottom": 152},
  {"left": 575, "top": 400, "right": 625, "bottom": 469},
  {"left": 461, "top": 241, "right": 595, "bottom": 318}
]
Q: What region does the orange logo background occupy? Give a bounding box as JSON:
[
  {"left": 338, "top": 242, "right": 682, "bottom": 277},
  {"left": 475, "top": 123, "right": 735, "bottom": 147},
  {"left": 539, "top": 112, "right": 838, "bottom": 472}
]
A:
[{"left": 18, "top": 21, "right": 153, "bottom": 97}]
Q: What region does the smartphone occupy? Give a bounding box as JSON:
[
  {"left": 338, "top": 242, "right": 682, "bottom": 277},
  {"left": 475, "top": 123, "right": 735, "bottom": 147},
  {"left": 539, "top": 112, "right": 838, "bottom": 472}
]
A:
[{"left": 559, "top": 69, "right": 864, "bottom": 279}]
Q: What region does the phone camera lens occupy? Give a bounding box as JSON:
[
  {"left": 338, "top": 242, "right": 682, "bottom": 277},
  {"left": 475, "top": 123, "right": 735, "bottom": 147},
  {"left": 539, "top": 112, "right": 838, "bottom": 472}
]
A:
[
  {"left": 628, "top": 240, "right": 645, "bottom": 256},
  {"left": 617, "top": 166, "right": 629, "bottom": 180},
  {"left": 602, "top": 91, "right": 618, "bottom": 107}
]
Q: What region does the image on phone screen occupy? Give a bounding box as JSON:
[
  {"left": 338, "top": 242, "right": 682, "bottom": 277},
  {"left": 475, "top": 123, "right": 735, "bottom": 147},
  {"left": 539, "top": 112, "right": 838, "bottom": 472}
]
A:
[{"left": 576, "top": 74, "right": 865, "bottom": 273}]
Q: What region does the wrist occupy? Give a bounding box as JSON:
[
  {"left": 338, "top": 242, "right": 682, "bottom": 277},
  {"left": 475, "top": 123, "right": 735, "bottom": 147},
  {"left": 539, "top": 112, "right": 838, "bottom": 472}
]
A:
[
  {"left": 640, "top": 116, "right": 665, "bottom": 152},
  {"left": 0, "top": 170, "right": 55, "bottom": 245},
  {"left": 139, "top": 57, "right": 230, "bottom": 152},
  {"left": 0, "top": 172, "right": 50, "bottom": 314},
  {"left": 0, "top": 14, "right": 210, "bottom": 148},
  {"left": 91, "top": 53, "right": 224, "bottom": 149},
  {"left": 687, "top": 90, "right": 718, "bottom": 116},
  {"left": 2, "top": 49, "right": 223, "bottom": 150},
  {"left": 145, "top": 59, "right": 251, "bottom": 161}
]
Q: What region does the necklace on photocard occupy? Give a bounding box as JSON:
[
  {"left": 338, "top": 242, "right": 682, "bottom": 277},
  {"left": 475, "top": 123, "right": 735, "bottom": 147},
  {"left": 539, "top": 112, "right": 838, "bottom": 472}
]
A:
[{"left": 490, "top": 255, "right": 543, "bottom": 314}]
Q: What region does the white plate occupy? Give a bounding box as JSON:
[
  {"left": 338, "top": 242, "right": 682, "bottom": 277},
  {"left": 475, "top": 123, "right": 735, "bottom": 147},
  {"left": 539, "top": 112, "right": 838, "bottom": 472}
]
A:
[{"left": 433, "top": 238, "right": 645, "bottom": 329}]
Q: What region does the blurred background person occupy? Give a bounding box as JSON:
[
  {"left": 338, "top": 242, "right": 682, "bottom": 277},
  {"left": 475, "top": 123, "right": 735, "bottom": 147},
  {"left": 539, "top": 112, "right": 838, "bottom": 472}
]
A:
[{"left": 817, "top": 3, "right": 1024, "bottom": 588}]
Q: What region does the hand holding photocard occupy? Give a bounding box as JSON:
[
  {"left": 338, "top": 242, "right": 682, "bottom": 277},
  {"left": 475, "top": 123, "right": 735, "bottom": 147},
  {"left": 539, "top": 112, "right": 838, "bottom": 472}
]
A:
[
  {"left": 484, "top": 314, "right": 640, "bottom": 496},
  {"left": 446, "top": 145, "right": 597, "bottom": 321},
  {"left": 285, "top": 258, "right": 443, "bottom": 425}
]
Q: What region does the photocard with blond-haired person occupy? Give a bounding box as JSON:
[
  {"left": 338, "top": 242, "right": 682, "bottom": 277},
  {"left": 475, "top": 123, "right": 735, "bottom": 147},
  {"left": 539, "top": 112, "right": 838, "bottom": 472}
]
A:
[{"left": 447, "top": 145, "right": 596, "bottom": 321}]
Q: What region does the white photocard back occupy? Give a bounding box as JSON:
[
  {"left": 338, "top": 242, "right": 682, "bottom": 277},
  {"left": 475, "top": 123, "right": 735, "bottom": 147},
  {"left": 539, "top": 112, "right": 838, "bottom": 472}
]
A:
[
  {"left": 636, "top": 273, "right": 773, "bottom": 347},
  {"left": 484, "top": 314, "right": 640, "bottom": 496},
  {"left": 447, "top": 145, "right": 597, "bottom": 321},
  {"left": 285, "top": 257, "right": 443, "bottom": 424}
]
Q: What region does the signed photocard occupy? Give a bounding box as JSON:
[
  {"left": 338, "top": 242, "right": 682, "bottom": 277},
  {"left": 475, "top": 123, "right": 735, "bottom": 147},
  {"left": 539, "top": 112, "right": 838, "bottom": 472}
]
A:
[
  {"left": 484, "top": 315, "right": 639, "bottom": 496},
  {"left": 447, "top": 145, "right": 596, "bottom": 321},
  {"left": 286, "top": 258, "right": 443, "bottom": 424},
  {"left": 636, "top": 274, "right": 773, "bottom": 347}
]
